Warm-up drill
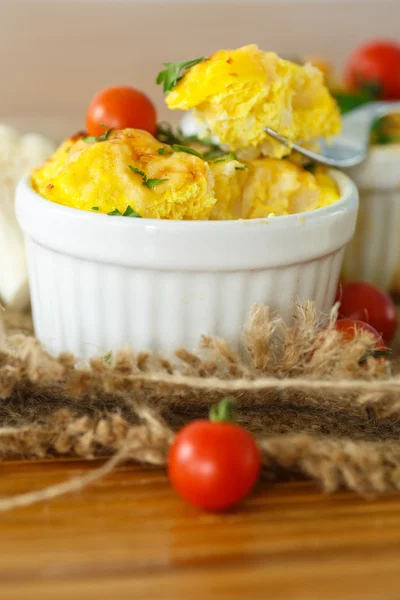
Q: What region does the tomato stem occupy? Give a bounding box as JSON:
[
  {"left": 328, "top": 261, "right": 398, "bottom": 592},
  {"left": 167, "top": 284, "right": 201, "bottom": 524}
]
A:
[
  {"left": 359, "top": 346, "right": 392, "bottom": 364},
  {"left": 209, "top": 397, "right": 236, "bottom": 423}
]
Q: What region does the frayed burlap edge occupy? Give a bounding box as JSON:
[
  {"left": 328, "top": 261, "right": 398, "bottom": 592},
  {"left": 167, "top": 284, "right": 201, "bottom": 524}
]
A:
[{"left": 1, "top": 302, "right": 400, "bottom": 509}]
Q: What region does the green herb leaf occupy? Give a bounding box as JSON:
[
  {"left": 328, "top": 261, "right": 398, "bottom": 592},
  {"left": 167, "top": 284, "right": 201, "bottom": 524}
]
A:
[
  {"left": 156, "top": 123, "right": 185, "bottom": 145},
  {"left": 104, "top": 350, "right": 112, "bottom": 365},
  {"left": 129, "top": 165, "right": 146, "bottom": 178},
  {"left": 373, "top": 348, "right": 392, "bottom": 359},
  {"left": 91, "top": 206, "right": 99, "bottom": 211},
  {"left": 156, "top": 57, "right": 205, "bottom": 94},
  {"left": 83, "top": 124, "right": 113, "bottom": 143},
  {"left": 123, "top": 206, "right": 142, "bottom": 218},
  {"left": 370, "top": 114, "right": 400, "bottom": 145},
  {"left": 303, "top": 162, "right": 317, "bottom": 173},
  {"left": 212, "top": 152, "right": 237, "bottom": 164},
  {"left": 155, "top": 123, "right": 221, "bottom": 151},
  {"left": 129, "top": 164, "right": 168, "bottom": 188},
  {"left": 107, "top": 206, "right": 142, "bottom": 217},
  {"left": 202, "top": 149, "right": 225, "bottom": 160},
  {"left": 209, "top": 397, "right": 236, "bottom": 424},
  {"left": 360, "top": 80, "right": 381, "bottom": 100},
  {"left": 144, "top": 178, "right": 168, "bottom": 189},
  {"left": 182, "top": 133, "right": 220, "bottom": 149},
  {"left": 171, "top": 144, "right": 203, "bottom": 158},
  {"left": 188, "top": 135, "right": 219, "bottom": 148},
  {"left": 333, "top": 81, "right": 381, "bottom": 115},
  {"left": 359, "top": 346, "right": 392, "bottom": 364},
  {"left": 378, "top": 134, "right": 400, "bottom": 144},
  {"left": 157, "top": 147, "right": 172, "bottom": 155},
  {"left": 235, "top": 165, "right": 249, "bottom": 171},
  {"left": 332, "top": 91, "right": 371, "bottom": 114},
  {"left": 370, "top": 117, "right": 386, "bottom": 144}
]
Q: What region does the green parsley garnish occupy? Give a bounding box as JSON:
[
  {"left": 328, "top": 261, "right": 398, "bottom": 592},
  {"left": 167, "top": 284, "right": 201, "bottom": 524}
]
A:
[
  {"left": 332, "top": 91, "right": 371, "bottom": 115},
  {"left": 156, "top": 123, "right": 185, "bottom": 145},
  {"left": 202, "top": 149, "right": 225, "bottom": 160},
  {"left": 129, "top": 166, "right": 146, "bottom": 178},
  {"left": 171, "top": 144, "right": 203, "bottom": 158},
  {"left": 91, "top": 206, "right": 99, "bottom": 211},
  {"left": 370, "top": 114, "right": 400, "bottom": 146},
  {"left": 157, "top": 148, "right": 172, "bottom": 155},
  {"left": 145, "top": 178, "right": 168, "bottom": 189},
  {"left": 376, "top": 133, "right": 398, "bottom": 144},
  {"left": 333, "top": 81, "right": 381, "bottom": 115},
  {"left": 360, "top": 81, "right": 381, "bottom": 99},
  {"left": 83, "top": 124, "right": 113, "bottom": 143},
  {"left": 129, "top": 164, "right": 168, "bottom": 189},
  {"left": 104, "top": 350, "right": 112, "bottom": 365},
  {"left": 359, "top": 346, "right": 392, "bottom": 364},
  {"left": 303, "top": 162, "right": 317, "bottom": 173},
  {"left": 212, "top": 152, "right": 237, "bottom": 164},
  {"left": 107, "top": 205, "right": 142, "bottom": 217},
  {"left": 155, "top": 123, "right": 220, "bottom": 151},
  {"left": 188, "top": 135, "right": 219, "bottom": 148},
  {"left": 156, "top": 57, "right": 205, "bottom": 94},
  {"left": 371, "top": 117, "right": 387, "bottom": 144},
  {"left": 235, "top": 165, "right": 249, "bottom": 171},
  {"left": 157, "top": 141, "right": 237, "bottom": 163},
  {"left": 122, "top": 206, "right": 142, "bottom": 217}
]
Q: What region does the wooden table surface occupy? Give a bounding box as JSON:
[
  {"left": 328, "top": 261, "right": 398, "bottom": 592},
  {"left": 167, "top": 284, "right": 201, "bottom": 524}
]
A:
[{"left": 1, "top": 459, "right": 400, "bottom": 599}]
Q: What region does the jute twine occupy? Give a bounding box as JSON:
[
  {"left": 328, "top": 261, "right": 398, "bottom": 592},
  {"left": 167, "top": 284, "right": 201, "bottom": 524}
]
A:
[{"left": 1, "top": 302, "right": 400, "bottom": 511}]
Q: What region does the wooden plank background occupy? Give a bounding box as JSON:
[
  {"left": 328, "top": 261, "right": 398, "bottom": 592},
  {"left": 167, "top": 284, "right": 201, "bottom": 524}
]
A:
[
  {"left": 2, "top": 0, "right": 399, "bottom": 140},
  {"left": 3, "top": 458, "right": 400, "bottom": 599}
]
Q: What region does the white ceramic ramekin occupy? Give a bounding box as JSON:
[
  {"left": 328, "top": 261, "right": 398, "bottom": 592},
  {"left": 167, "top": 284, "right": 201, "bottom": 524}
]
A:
[
  {"left": 15, "top": 171, "right": 358, "bottom": 358},
  {"left": 342, "top": 145, "right": 400, "bottom": 294}
]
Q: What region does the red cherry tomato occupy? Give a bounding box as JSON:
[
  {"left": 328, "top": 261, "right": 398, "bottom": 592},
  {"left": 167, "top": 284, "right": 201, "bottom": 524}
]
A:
[
  {"left": 335, "top": 318, "right": 390, "bottom": 363},
  {"left": 336, "top": 318, "right": 385, "bottom": 347},
  {"left": 168, "top": 399, "right": 261, "bottom": 512},
  {"left": 86, "top": 86, "right": 157, "bottom": 137},
  {"left": 345, "top": 41, "right": 400, "bottom": 100},
  {"left": 337, "top": 282, "right": 397, "bottom": 344}
]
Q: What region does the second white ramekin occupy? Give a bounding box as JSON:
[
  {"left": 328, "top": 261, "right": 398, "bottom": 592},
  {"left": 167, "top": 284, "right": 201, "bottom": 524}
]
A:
[
  {"left": 342, "top": 145, "right": 400, "bottom": 294},
  {"left": 15, "top": 172, "right": 358, "bottom": 358}
]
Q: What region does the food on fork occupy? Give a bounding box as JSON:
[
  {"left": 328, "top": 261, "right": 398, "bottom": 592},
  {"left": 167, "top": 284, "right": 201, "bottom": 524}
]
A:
[{"left": 159, "top": 44, "right": 341, "bottom": 160}]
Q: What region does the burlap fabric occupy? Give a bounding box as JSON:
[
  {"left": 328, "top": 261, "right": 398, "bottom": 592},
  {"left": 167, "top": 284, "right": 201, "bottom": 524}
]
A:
[{"left": 1, "top": 302, "right": 400, "bottom": 509}]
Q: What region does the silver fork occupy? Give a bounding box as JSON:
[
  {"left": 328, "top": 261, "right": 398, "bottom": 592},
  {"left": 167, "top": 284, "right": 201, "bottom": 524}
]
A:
[{"left": 264, "top": 101, "right": 400, "bottom": 168}]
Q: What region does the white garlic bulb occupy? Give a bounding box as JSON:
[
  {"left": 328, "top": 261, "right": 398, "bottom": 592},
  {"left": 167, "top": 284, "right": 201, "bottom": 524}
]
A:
[{"left": 0, "top": 125, "right": 56, "bottom": 310}]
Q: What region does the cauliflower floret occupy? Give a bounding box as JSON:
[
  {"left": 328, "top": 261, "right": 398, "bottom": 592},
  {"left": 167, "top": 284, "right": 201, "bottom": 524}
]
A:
[{"left": 0, "top": 125, "right": 56, "bottom": 309}]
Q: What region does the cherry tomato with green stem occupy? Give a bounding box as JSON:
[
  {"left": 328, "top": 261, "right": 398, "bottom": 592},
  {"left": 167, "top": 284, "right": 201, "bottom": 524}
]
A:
[
  {"left": 337, "top": 282, "right": 397, "bottom": 344},
  {"left": 345, "top": 40, "right": 400, "bottom": 100},
  {"left": 168, "top": 397, "right": 261, "bottom": 512},
  {"left": 336, "top": 318, "right": 390, "bottom": 362}
]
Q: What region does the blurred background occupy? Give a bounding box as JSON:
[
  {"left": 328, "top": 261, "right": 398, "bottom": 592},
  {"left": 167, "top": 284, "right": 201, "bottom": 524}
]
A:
[{"left": 3, "top": 0, "right": 400, "bottom": 140}]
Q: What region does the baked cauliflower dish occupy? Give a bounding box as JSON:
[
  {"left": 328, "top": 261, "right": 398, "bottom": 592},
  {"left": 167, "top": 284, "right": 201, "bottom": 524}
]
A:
[{"left": 31, "top": 44, "right": 342, "bottom": 220}]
